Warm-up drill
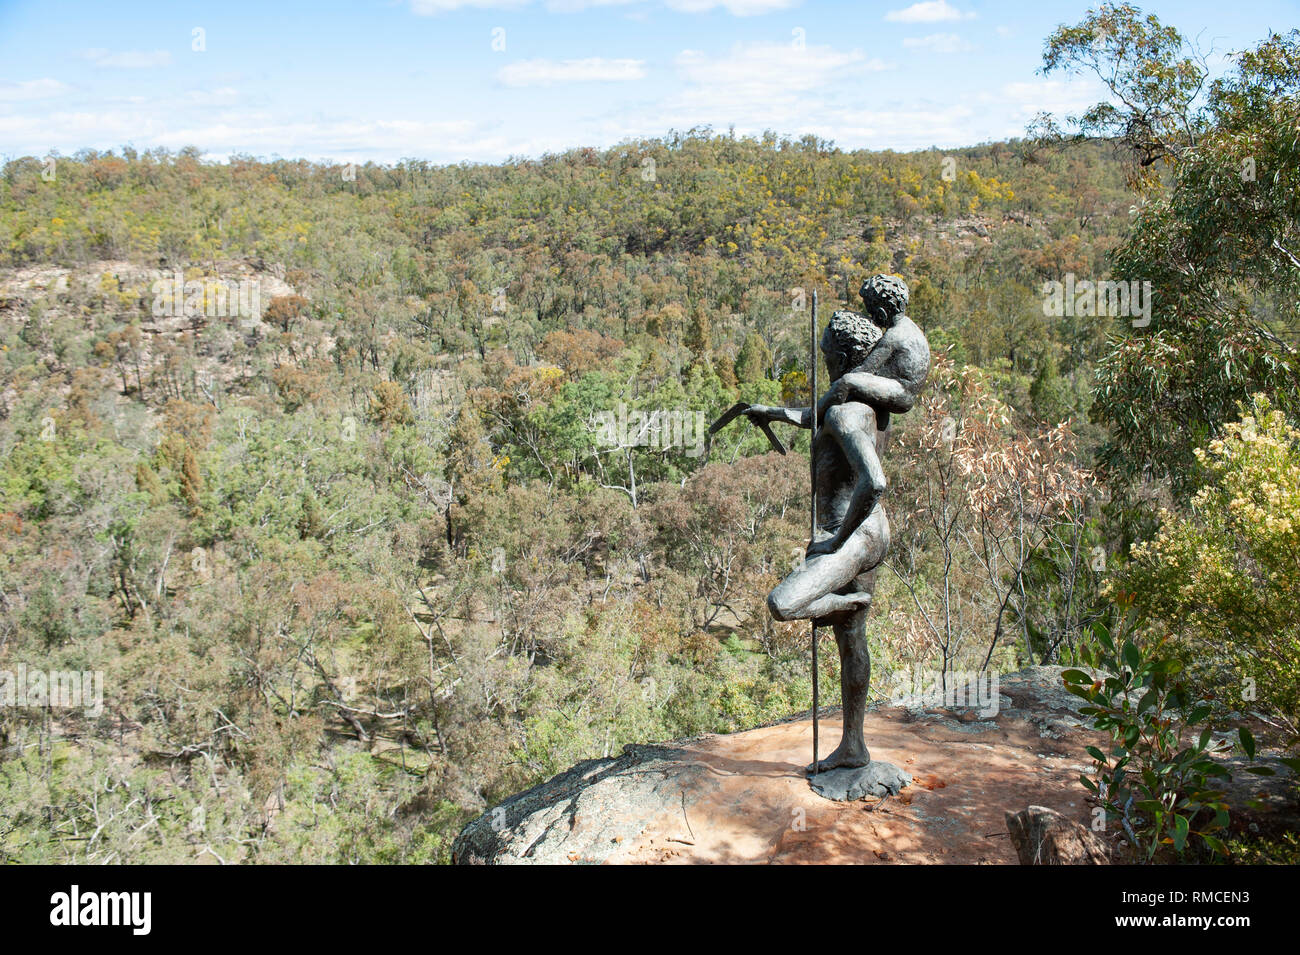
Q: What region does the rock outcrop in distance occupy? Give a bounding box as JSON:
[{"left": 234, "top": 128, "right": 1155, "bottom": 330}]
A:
[{"left": 452, "top": 666, "right": 1296, "bottom": 865}]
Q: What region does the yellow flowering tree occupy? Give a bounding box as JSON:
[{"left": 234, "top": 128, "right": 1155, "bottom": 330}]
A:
[{"left": 1117, "top": 395, "right": 1300, "bottom": 739}]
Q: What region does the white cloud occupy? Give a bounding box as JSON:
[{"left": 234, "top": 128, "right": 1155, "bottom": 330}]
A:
[
  {"left": 901, "top": 33, "right": 971, "bottom": 53},
  {"left": 184, "top": 87, "right": 242, "bottom": 106},
  {"left": 408, "top": 0, "right": 530, "bottom": 13},
  {"left": 81, "top": 48, "right": 173, "bottom": 69},
  {"left": 497, "top": 57, "right": 647, "bottom": 86},
  {"left": 409, "top": 0, "right": 795, "bottom": 12},
  {"left": 0, "top": 105, "right": 542, "bottom": 164},
  {"left": 0, "top": 78, "right": 70, "bottom": 102},
  {"left": 675, "top": 42, "right": 886, "bottom": 104},
  {"left": 547, "top": 0, "right": 642, "bottom": 10},
  {"left": 831, "top": 103, "right": 977, "bottom": 146},
  {"left": 884, "top": 2, "right": 975, "bottom": 24},
  {"left": 663, "top": 0, "right": 799, "bottom": 13},
  {"left": 1000, "top": 77, "right": 1108, "bottom": 119},
  {"left": 598, "top": 96, "right": 987, "bottom": 154},
  {"left": 634, "top": 42, "right": 893, "bottom": 146}
]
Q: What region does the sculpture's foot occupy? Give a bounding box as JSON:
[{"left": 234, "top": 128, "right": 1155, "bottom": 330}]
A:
[
  {"left": 812, "top": 591, "right": 872, "bottom": 628},
  {"left": 842, "top": 590, "right": 873, "bottom": 610},
  {"left": 805, "top": 741, "right": 871, "bottom": 775}
]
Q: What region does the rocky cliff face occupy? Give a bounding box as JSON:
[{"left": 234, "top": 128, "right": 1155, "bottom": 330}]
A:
[{"left": 452, "top": 666, "right": 1295, "bottom": 865}]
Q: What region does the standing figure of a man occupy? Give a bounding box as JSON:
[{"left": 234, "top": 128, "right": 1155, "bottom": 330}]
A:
[{"left": 742, "top": 275, "right": 930, "bottom": 772}]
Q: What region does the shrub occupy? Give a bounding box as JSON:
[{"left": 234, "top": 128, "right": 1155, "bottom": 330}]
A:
[
  {"left": 1113, "top": 395, "right": 1300, "bottom": 741},
  {"left": 1063, "top": 624, "right": 1233, "bottom": 861}
]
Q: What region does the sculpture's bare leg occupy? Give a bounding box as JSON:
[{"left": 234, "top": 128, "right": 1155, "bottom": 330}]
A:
[
  {"left": 816, "top": 583, "right": 873, "bottom": 773},
  {"left": 768, "top": 517, "right": 888, "bottom": 774},
  {"left": 767, "top": 517, "right": 883, "bottom": 621}
]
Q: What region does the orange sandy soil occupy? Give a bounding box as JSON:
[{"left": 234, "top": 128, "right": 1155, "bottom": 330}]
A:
[{"left": 606, "top": 707, "right": 1103, "bottom": 865}]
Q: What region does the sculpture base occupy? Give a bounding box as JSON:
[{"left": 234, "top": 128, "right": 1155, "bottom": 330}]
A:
[{"left": 809, "top": 761, "right": 911, "bottom": 801}]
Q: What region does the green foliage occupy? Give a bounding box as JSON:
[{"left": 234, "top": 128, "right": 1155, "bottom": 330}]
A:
[
  {"left": 261, "top": 752, "right": 460, "bottom": 865},
  {"left": 1063, "top": 624, "right": 1232, "bottom": 861},
  {"left": 735, "top": 330, "right": 773, "bottom": 383},
  {"left": 1114, "top": 396, "right": 1300, "bottom": 737},
  {"left": 1040, "top": 8, "right": 1300, "bottom": 491},
  {"left": 1224, "top": 830, "right": 1300, "bottom": 864},
  {"left": 1038, "top": 3, "right": 1208, "bottom": 169}
]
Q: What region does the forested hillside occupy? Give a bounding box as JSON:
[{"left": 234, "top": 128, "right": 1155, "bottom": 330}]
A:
[{"left": 2, "top": 7, "right": 1297, "bottom": 864}]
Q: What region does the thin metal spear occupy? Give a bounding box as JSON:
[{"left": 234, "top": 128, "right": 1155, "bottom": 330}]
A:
[{"left": 810, "top": 289, "right": 819, "bottom": 776}]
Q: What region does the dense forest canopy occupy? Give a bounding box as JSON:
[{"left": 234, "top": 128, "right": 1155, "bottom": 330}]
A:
[{"left": 1, "top": 5, "right": 1297, "bottom": 864}]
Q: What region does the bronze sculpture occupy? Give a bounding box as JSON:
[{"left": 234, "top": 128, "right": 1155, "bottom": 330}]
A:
[{"left": 720, "top": 275, "right": 930, "bottom": 783}]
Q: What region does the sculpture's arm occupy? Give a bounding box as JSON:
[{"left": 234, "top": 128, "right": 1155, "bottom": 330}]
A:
[
  {"left": 817, "top": 371, "right": 914, "bottom": 423},
  {"left": 744, "top": 405, "right": 812, "bottom": 429},
  {"left": 808, "top": 405, "right": 886, "bottom": 556}
]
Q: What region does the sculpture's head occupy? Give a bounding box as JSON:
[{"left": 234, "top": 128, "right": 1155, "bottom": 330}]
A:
[
  {"left": 821, "top": 308, "right": 883, "bottom": 381},
  {"left": 860, "top": 274, "right": 908, "bottom": 328}
]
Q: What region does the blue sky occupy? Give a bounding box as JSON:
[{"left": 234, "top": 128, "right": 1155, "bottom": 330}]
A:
[{"left": 1, "top": 0, "right": 1296, "bottom": 164}]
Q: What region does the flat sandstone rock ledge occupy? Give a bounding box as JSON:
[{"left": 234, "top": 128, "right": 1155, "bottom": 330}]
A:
[{"left": 450, "top": 666, "right": 1295, "bottom": 865}]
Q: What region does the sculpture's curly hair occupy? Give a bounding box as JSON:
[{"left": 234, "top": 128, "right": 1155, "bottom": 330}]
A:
[
  {"left": 823, "top": 308, "right": 883, "bottom": 369},
  {"left": 859, "top": 274, "right": 909, "bottom": 322}
]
